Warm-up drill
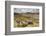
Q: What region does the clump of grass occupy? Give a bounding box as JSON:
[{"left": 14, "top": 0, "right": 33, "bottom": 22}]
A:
[{"left": 15, "top": 24, "right": 28, "bottom": 27}]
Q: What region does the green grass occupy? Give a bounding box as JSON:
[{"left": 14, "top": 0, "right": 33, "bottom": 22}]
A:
[{"left": 14, "top": 14, "right": 39, "bottom": 27}]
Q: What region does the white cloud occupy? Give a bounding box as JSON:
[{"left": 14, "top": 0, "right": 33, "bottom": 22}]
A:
[{"left": 14, "top": 8, "right": 39, "bottom": 13}]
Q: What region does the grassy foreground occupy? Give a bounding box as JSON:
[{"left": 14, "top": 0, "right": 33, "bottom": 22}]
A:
[{"left": 14, "top": 13, "right": 39, "bottom": 28}]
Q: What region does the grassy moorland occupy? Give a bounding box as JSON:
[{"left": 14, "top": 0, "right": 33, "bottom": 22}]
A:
[{"left": 14, "top": 12, "right": 39, "bottom": 28}]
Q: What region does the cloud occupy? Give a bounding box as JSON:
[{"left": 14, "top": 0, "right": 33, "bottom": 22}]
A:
[{"left": 14, "top": 8, "right": 39, "bottom": 13}]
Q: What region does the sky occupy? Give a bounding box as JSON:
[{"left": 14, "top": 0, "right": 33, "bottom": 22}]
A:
[{"left": 14, "top": 8, "right": 39, "bottom": 13}]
